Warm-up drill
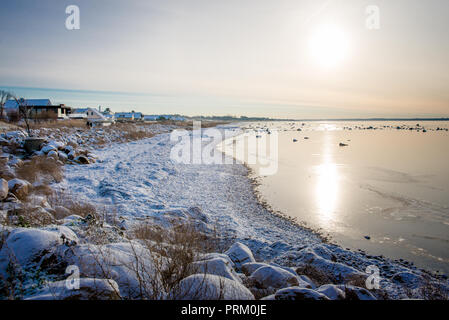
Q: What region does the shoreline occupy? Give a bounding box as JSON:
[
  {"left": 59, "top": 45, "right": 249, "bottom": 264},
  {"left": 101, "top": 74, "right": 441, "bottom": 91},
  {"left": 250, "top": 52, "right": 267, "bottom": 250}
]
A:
[{"left": 217, "top": 123, "right": 448, "bottom": 281}]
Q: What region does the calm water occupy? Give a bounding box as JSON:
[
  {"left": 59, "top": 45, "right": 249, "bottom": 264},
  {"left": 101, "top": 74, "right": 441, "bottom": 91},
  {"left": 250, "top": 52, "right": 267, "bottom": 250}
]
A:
[{"left": 223, "top": 121, "right": 449, "bottom": 274}]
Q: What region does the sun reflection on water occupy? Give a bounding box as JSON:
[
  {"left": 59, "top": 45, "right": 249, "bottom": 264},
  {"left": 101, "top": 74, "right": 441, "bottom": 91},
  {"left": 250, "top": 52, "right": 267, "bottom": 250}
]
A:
[{"left": 315, "top": 136, "right": 339, "bottom": 226}]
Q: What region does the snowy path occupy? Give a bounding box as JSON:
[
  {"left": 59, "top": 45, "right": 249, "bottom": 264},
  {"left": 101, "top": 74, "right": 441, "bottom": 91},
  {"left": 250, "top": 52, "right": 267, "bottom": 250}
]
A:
[{"left": 59, "top": 129, "right": 322, "bottom": 259}]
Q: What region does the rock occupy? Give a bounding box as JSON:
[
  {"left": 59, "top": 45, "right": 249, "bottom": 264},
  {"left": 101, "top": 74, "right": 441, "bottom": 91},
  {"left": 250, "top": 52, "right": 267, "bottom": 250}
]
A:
[
  {"left": 74, "top": 155, "right": 89, "bottom": 164},
  {"left": 68, "top": 150, "right": 76, "bottom": 160},
  {"left": 316, "top": 284, "right": 346, "bottom": 300},
  {"left": 241, "top": 262, "right": 271, "bottom": 276},
  {"left": 274, "top": 287, "right": 330, "bottom": 301},
  {"left": 41, "top": 145, "right": 57, "bottom": 154},
  {"left": 191, "top": 257, "right": 241, "bottom": 282},
  {"left": 336, "top": 285, "right": 377, "bottom": 300},
  {"left": 248, "top": 265, "right": 299, "bottom": 290},
  {"left": 47, "top": 150, "right": 59, "bottom": 160},
  {"left": 339, "top": 142, "right": 348, "bottom": 147},
  {"left": 297, "top": 275, "right": 316, "bottom": 289},
  {"left": 225, "top": 242, "right": 255, "bottom": 270},
  {"left": 23, "top": 137, "right": 46, "bottom": 154},
  {"left": 0, "top": 226, "right": 78, "bottom": 272},
  {"left": 198, "top": 253, "right": 235, "bottom": 268},
  {"left": 0, "top": 164, "right": 15, "bottom": 181},
  {"left": 26, "top": 278, "right": 121, "bottom": 300},
  {"left": 176, "top": 274, "right": 254, "bottom": 300},
  {"left": 391, "top": 271, "right": 424, "bottom": 289},
  {"left": 58, "top": 151, "right": 68, "bottom": 162},
  {"left": 8, "top": 178, "right": 31, "bottom": 200},
  {"left": 0, "top": 178, "right": 8, "bottom": 200}
]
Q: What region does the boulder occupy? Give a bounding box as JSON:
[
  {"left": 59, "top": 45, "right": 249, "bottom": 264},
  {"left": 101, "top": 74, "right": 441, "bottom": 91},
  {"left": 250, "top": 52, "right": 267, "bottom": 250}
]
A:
[
  {"left": 225, "top": 242, "right": 255, "bottom": 270},
  {"left": 0, "top": 165, "right": 15, "bottom": 181},
  {"left": 23, "top": 137, "right": 45, "bottom": 154},
  {"left": 58, "top": 151, "right": 68, "bottom": 162},
  {"left": 0, "top": 178, "right": 8, "bottom": 200},
  {"left": 74, "top": 155, "right": 89, "bottom": 164},
  {"left": 41, "top": 145, "right": 57, "bottom": 154},
  {"left": 316, "top": 284, "right": 346, "bottom": 300},
  {"left": 0, "top": 226, "right": 78, "bottom": 273},
  {"left": 26, "top": 278, "right": 121, "bottom": 300},
  {"left": 176, "top": 274, "right": 254, "bottom": 300},
  {"left": 47, "top": 150, "right": 59, "bottom": 160},
  {"left": 191, "top": 257, "right": 241, "bottom": 282},
  {"left": 8, "top": 178, "right": 31, "bottom": 200},
  {"left": 336, "top": 285, "right": 377, "bottom": 300},
  {"left": 242, "top": 262, "right": 271, "bottom": 276},
  {"left": 68, "top": 150, "right": 76, "bottom": 160},
  {"left": 391, "top": 271, "right": 424, "bottom": 289},
  {"left": 248, "top": 265, "right": 299, "bottom": 290},
  {"left": 274, "top": 287, "right": 330, "bottom": 301}
]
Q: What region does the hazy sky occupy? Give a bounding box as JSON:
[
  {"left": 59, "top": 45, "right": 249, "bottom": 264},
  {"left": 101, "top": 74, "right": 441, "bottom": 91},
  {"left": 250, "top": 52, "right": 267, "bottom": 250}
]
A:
[{"left": 1, "top": 0, "right": 448, "bottom": 118}]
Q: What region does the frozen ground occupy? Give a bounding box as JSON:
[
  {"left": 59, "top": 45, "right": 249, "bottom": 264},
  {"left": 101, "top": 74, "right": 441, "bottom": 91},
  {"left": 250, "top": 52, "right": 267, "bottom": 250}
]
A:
[{"left": 55, "top": 125, "right": 448, "bottom": 298}]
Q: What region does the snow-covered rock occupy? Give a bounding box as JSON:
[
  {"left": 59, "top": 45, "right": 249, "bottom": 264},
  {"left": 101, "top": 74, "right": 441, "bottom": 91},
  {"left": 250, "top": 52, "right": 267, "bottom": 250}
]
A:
[
  {"left": 41, "top": 145, "right": 57, "bottom": 154},
  {"left": 191, "top": 257, "right": 241, "bottom": 282},
  {"left": 47, "top": 150, "right": 59, "bottom": 160},
  {"left": 291, "top": 247, "right": 364, "bottom": 282},
  {"left": 225, "top": 242, "right": 255, "bottom": 270},
  {"left": 26, "top": 278, "right": 121, "bottom": 300},
  {"left": 0, "top": 178, "right": 8, "bottom": 200},
  {"left": 248, "top": 265, "right": 300, "bottom": 290},
  {"left": 7, "top": 178, "right": 31, "bottom": 200},
  {"left": 274, "top": 287, "right": 330, "bottom": 300},
  {"left": 176, "top": 274, "right": 254, "bottom": 300},
  {"left": 64, "top": 241, "right": 157, "bottom": 299},
  {"left": 0, "top": 226, "right": 78, "bottom": 274},
  {"left": 336, "top": 285, "right": 377, "bottom": 300},
  {"left": 391, "top": 271, "right": 424, "bottom": 289},
  {"left": 241, "top": 262, "right": 271, "bottom": 276},
  {"left": 316, "top": 284, "right": 346, "bottom": 300}
]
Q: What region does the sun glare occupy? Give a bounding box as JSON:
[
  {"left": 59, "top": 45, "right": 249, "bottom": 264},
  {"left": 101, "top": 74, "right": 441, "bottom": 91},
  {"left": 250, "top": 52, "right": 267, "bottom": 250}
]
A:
[{"left": 308, "top": 24, "right": 350, "bottom": 68}]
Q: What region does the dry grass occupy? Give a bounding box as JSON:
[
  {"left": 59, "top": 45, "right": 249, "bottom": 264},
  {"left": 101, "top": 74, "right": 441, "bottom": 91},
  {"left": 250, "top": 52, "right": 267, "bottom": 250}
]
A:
[
  {"left": 128, "top": 220, "right": 220, "bottom": 299},
  {"left": 28, "top": 119, "right": 86, "bottom": 130},
  {"left": 295, "top": 264, "right": 337, "bottom": 286},
  {"left": 16, "top": 156, "right": 64, "bottom": 184}
]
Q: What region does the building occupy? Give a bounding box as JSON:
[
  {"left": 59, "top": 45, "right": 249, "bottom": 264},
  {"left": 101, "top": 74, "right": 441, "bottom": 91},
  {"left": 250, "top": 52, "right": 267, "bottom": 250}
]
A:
[
  {"left": 143, "top": 114, "right": 186, "bottom": 122},
  {"left": 70, "top": 107, "right": 114, "bottom": 126},
  {"left": 114, "top": 112, "right": 143, "bottom": 122},
  {"left": 4, "top": 98, "right": 72, "bottom": 119}
]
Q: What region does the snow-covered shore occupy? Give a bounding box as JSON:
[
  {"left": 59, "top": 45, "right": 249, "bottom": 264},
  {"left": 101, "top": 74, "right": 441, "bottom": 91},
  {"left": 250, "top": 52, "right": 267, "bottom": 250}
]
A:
[
  {"left": 1, "top": 123, "right": 448, "bottom": 300},
  {"left": 56, "top": 125, "right": 448, "bottom": 299}
]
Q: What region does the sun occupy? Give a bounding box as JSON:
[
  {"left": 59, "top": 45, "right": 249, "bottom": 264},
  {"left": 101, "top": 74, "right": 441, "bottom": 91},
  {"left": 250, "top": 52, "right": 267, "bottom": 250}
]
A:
[{"left": 308, "top": 24, "right": 350, "bottom": 68}]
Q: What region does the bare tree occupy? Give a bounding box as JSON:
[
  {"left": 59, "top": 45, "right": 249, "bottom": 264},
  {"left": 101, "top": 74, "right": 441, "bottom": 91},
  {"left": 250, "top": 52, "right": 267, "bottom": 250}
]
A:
[
  {"left": 0, "top": 90, "right": 13, "bottom": 120},
  {"left": 10, "top": 95, "right": 33, "bottom": 136}
]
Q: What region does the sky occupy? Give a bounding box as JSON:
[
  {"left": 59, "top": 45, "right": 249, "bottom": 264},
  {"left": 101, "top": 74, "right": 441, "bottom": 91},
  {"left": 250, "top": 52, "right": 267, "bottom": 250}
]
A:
[{"left": 0, "top": 0, "right": 448, "bottom": 118}]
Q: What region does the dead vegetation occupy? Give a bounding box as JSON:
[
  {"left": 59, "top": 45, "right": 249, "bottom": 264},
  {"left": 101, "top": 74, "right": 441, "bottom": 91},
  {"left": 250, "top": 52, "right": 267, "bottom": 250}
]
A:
[{"left": 16, "top": 156, "right": 64, "bottom": 184}]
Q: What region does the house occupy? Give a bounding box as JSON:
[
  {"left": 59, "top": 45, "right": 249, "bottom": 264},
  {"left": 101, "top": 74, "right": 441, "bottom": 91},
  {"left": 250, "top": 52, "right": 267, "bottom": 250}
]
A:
[
  {"left": 69, "top": 107, "right": 114, "bottom": 126},
  {"left": 114, "top": 112, "right": 143, "bottom": 122},
  {"left": 143, "top": 114, "right": 186, "bottom": 122},
  {"left": 4, "top": 99, "right": 72, "bottom": 119},
  {"left": 68, "top": 108, "right": 89, "bottom": 119}
]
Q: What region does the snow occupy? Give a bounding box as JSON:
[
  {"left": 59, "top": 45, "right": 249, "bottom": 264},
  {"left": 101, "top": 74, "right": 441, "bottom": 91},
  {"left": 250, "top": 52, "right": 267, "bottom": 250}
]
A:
[
  {"left": 41, "top": 125, "right": 447, "bottom": 299},
  {"left": 176, "top": 274, "right": 254, "bottom": 300},
  {"left": 26, "top": 278, "right": 120, "bottom": 300},
  {"left": 191, "top": 257, "right": 241, "bottom": 282},
  {"left": 225, "top": 242, "right": 256, "bottom": 270},
  {"left": 274, "top": 287, "right": 330, "bottom": 301},
  {"left": 248, "top": 265, "right": 300, "bottom": 290}
]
